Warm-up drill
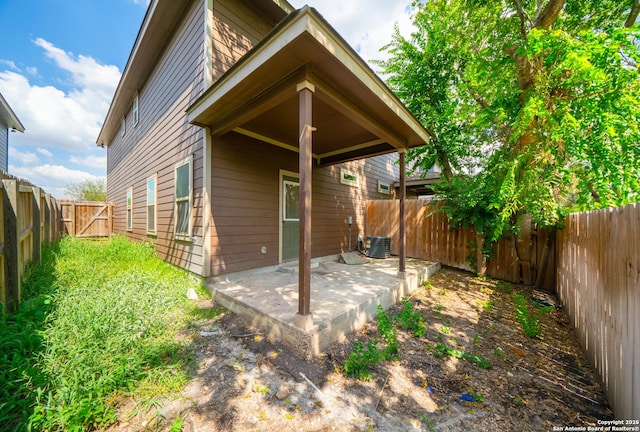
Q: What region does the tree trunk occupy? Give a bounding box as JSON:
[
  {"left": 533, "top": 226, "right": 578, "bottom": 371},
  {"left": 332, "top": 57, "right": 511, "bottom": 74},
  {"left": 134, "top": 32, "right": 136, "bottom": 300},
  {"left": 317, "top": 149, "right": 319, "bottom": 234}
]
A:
[
  {"left": 437, "top": 147, "right": 454, "bottom": 182},
  {"left": 625, "top": 0, "right": 640, "bottom": 28}
]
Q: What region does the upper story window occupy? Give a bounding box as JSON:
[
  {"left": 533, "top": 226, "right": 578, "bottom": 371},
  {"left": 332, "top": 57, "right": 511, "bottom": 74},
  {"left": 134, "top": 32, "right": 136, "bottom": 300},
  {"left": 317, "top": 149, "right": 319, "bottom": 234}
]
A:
[
  {"left": 146, "top": 175, "right": 157, "bottom": 235},
  {"left": 133, "top": 93, "right": 139, "bottom": 126},
  {"left": 174, "top": 157, "right": 192, "bottom": 240}
]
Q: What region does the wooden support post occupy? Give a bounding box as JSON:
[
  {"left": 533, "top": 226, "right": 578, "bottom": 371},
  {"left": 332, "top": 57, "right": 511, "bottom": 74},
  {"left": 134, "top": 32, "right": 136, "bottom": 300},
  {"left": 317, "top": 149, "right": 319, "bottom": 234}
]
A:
[
  {"left": 399, "top": 149, "right": 407, "bottom": 274},
  {"left": 294, "top": 80, "right": 314, "bottom": 329},
  {"left": 31, "top": 187, "right": 41, "bottom": 263},
  {"left": 2, "top": 179, "right": 20, "bottom": 312}
]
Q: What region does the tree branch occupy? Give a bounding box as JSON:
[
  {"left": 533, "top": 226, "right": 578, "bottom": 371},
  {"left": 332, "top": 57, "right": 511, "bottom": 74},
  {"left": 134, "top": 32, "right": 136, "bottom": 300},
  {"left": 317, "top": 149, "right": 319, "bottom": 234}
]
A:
[
  {"left": 533, "top": 0, "right": 566, "bottom": 30},
  {"left": 511, "top": 0, "right": 533, "bottom": 39},
  {"left": 625, "top": 0, "right": 640, "bottom": 28}
]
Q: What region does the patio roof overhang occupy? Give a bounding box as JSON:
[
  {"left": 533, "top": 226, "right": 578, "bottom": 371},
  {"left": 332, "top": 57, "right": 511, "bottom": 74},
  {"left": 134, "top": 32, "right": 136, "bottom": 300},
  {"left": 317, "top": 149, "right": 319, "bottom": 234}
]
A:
[
  {"left": 188, "top": 6, "right": 431, "bottom": 328},
  {"left": 187, "top": 6, "right": 431, "bottom": 166}
]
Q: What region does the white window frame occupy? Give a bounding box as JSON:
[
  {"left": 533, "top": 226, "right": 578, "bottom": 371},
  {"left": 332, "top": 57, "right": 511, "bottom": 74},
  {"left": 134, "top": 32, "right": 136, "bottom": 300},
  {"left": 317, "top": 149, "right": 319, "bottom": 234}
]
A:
[
  {"left": 120, "top": 117, "right": 126, "bottom": 137},
  {"left": 377, "top": 180, "right": 391, "bottom": 195},
  {"left": 340, "top": 168, "right": 359, "bottom": 187},
  {"left": 174, "top": 156, "right": 192, "bottom": 240},
  {"left": 133, "top": 93, "right": 139, "bottom": 126},
  {"left": 146, "top": 174, "right": 157, "bottom": 235},
  {"left": 126, "top": 187, "right": 133, "bottom": 231}
]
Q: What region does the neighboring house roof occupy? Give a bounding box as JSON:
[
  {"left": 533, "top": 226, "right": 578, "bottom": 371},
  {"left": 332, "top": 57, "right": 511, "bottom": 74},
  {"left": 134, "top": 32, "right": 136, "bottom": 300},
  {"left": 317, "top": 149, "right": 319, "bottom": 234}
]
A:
[
  {"left": 96, "top": 0, "right": 294, "bottom": 147},
  {"left": 0, "top": 92, "right": 25, "bottom": 132},
  {"left": 395, "top": 170, "right": 442, "bottom": 196},
  {"left": 187, "top": 6, "right": 431, "bottom": 166}
]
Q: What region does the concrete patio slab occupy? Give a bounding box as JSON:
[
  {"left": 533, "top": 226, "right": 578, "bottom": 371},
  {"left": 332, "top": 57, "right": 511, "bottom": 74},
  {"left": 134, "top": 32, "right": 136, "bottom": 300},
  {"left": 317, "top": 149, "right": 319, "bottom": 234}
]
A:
[{"left": 206, "top": 255, "right": 440, "bottom": 358}]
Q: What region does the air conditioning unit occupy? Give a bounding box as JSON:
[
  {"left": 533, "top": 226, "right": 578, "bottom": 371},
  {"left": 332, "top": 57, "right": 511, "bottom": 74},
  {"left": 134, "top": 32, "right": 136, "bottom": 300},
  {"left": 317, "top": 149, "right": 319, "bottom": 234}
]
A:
[{"left": 366, "top": 236, "right": 391, "bottom": 259}]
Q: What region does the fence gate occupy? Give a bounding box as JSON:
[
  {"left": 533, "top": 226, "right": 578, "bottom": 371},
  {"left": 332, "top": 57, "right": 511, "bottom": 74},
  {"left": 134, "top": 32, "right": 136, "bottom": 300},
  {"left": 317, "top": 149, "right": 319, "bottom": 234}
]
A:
[{"left": 61, "top": 201, "right": 113, "bottom": 238}]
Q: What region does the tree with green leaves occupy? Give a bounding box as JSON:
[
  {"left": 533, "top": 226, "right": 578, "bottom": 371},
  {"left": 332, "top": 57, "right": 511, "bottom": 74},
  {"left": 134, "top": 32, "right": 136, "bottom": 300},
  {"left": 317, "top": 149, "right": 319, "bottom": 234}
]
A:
[
  {"left": 64, "top": 178, "right": 107, "bottom": 201},
  {"left": 379, "top": 0, "right": 640, "bottom": 245}
]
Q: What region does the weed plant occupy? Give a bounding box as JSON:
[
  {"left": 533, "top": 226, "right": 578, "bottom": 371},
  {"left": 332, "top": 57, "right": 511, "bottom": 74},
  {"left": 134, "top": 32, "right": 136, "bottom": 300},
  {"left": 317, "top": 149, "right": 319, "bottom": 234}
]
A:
[
  {"left": 376, "top": 305, "right": 399, "bottom": 359},
  {"left": 1, "top": 236, "right": 209, "bottom": 431},
  {"left": 513, "top": 293, "right": 554, "bottom": 338},
  {"left": 395, "top": 298, "right": 427, "bottom": 337},
  {"left": 432, "top": 344, "right": 493, "bottom": 369},
  {"left": 343, "top": 341, "right": 381, "bottom": 380}
]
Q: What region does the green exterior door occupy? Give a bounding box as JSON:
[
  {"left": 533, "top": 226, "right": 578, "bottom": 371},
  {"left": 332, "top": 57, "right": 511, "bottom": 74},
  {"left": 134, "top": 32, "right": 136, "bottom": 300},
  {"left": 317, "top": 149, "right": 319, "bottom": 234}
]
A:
[{"left": 282, "top": 175, "right": 299, "bottom": 261}]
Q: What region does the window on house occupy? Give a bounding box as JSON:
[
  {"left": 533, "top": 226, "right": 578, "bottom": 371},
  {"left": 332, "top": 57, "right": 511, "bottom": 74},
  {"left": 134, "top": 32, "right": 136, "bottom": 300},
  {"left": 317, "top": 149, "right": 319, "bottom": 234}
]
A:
[
  {"left": 378, "top": 181, "right": 391, "bottom": 195},
  {"left": 174, "top": 157, "right": 192, "bottom": 239},
  {"left": 340, "top": 168, "right": 359, "bottom": 187},
  {"left": 121, "top": 117, "right": 126, "bottom": 137},
  {"left": 146, "top": 175, "right": 157, "bottom": 235},
  {"left": 133, "top": 94, "right": 139, "bottom": 126},
  {"left": 126, "top": 187, "right": 133, "bottom": 231}
]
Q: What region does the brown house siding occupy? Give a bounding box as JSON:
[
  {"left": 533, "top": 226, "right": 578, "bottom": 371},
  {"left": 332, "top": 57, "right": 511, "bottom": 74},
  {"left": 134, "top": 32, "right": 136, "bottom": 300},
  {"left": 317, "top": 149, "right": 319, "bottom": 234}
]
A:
[
  {"left": 107, "top": 0, "right": 206, "bottom": 274},
  {"left": 209, "top": 132, "right": 398, "bottom": 276},
  {"left": 211, "top": 0, "right": 275, "bottom": 82}
]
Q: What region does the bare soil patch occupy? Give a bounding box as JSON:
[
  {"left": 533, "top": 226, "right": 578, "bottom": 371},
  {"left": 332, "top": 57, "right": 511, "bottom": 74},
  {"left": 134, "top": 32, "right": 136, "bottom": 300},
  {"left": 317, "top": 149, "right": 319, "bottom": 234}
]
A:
[{"left": 107, "top": 267, "right": 612, "bottom": 431}]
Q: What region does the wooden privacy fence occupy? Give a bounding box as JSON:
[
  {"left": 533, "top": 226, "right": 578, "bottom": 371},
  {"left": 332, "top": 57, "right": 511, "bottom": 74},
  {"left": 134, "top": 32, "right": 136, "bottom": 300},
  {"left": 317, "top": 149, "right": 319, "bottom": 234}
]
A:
[
  {"left": 60, "top": 200, "right": 114, "bottom": 238},
  {"left": 1, "top": 174, "right": 62, "bottom": 312},
  {"left": 365, "top": 199, "right": 555, "bottom": 290},
  {"left": 556, "top": 203, "right": 639, "bottom": 419}
]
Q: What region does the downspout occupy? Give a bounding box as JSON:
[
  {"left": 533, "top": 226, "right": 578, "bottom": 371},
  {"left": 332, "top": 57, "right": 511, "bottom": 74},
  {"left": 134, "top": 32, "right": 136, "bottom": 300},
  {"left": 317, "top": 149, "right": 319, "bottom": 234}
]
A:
[{"left": 399, "top": 148, "right": 407, "bottom": 274}]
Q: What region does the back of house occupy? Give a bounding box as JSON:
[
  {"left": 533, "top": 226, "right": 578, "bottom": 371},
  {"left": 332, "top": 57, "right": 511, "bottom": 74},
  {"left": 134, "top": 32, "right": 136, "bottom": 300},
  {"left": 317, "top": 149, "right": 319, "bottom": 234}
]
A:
[{"left": 98, "top": 0, "right": 430, "bottom": 278}]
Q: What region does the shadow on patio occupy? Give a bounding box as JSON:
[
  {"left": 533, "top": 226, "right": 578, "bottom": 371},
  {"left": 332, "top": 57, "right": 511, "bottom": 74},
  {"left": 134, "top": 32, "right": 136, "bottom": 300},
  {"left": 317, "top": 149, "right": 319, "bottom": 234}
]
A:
[{"left": 206, "top": 255, "right": 441, "bottom": 358}]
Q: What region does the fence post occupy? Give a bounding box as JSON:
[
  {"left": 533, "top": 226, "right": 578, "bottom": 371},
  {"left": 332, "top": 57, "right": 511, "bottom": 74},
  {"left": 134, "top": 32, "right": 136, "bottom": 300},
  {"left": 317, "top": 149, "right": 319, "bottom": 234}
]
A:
[
  {"left": 71, "top": 201, "right": 76, "bottom": 237},
  {"left": 43, "top": 193, "right": 51, "bottom": 245},
  {"left": 56, "top": 199, "right": 62, "bottom": 240},
  {"left": 31, "top": 186, "right": 42, "bottom": 263},
  {"left": 476, "top": 233, "right": 487, "bottom": 277},
  {"left": 2, "top": 179, "right": 20, "bottom": 312}
]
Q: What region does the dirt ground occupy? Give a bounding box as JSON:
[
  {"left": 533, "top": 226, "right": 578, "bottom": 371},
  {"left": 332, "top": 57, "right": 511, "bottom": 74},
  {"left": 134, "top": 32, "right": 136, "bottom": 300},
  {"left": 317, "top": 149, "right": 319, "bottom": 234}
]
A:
[{"left": 108, "top": 267, "right": 613, "bottom": 432}]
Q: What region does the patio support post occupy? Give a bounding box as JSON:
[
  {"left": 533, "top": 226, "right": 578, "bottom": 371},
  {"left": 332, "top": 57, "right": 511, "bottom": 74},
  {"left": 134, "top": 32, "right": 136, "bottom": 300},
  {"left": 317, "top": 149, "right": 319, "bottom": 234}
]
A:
[
  {"left": 399, "top": 148, "right": 407, "bottom": 274},
  {"left": 294, "top": 80, "right": 315, "bottom": 330}
]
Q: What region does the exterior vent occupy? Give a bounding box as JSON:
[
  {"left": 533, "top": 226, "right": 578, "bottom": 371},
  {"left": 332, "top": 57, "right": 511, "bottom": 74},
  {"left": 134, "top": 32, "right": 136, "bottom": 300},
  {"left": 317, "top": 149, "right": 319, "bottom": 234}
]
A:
[{"left": 366, "top": 236, "right": 391, "bottom": 259}]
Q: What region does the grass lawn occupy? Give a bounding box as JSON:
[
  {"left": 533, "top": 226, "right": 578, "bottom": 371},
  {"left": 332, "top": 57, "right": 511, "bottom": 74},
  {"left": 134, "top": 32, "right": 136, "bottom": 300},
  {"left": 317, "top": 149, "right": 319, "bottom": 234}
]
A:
[{"left": 0, "top": 236, "right": 215, "bottom": 431}]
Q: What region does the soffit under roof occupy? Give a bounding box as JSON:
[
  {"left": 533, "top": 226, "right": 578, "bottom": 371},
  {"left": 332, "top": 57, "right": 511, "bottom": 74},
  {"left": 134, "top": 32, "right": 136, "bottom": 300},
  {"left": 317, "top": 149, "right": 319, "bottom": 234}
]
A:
[
  {"left": 0, "top": 93, "right": 25, "bottom": 132},
  {"left": 187, "top": 6, "right": 431, "bottom": 166}
]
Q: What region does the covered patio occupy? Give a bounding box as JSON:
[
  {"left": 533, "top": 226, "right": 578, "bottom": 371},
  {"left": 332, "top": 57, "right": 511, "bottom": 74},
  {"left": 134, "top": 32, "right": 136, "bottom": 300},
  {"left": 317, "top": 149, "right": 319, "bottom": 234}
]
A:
[
  {"left": 207, "top": 256, "right": 440, "bottom": 358},
  {"left": 188, "top": 6, "right": 431, "bottom": 343}
]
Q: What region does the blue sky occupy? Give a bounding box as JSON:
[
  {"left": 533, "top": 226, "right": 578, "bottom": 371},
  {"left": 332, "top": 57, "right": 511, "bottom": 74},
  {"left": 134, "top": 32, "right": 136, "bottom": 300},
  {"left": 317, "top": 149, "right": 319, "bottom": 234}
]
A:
[{"left": 0, "top": 0, "right": 412, "bottom": 198}]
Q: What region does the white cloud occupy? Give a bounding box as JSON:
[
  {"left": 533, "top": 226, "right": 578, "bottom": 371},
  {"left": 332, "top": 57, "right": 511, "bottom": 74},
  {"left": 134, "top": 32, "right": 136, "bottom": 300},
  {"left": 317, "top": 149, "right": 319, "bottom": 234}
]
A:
[
  {"left": 69, "top": 154, "right": 107, "bottom": 169},
  {"left": 9, "top": 147, "right": 39, "bottom": 165},
  {"left": 37, "top": 148, "right": 53, "bottom": 157},
  {"left": 288, "top": 1, "right": 415, "bottom": 68},
  {"left": 0, "top": 59, "right": 19, "bottom": 71},
  {"left": 9, "top": 164, "right": 99, "bottom": 199},
  {"left": 0, "top": 39, "right": 121, "bottom": 154}
]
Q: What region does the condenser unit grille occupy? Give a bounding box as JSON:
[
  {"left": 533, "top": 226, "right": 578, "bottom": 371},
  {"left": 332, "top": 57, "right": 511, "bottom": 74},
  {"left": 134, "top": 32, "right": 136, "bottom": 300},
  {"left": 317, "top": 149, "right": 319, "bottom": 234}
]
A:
[{"left": 366, "top": 236, "right": 391, "bottom": 258}]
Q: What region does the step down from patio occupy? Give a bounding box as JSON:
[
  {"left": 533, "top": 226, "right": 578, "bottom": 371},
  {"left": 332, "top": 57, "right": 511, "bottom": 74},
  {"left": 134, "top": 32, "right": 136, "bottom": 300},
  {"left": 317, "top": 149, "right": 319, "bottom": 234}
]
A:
[
  {"left": 339, "top": 251, "right": 370, "bottom": 265},
  {"left": 207, "top": 256, "right": 441, "bottom": 359},
  {"left": 277, "top": 261, "right": 320, "bottom": 274}
]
